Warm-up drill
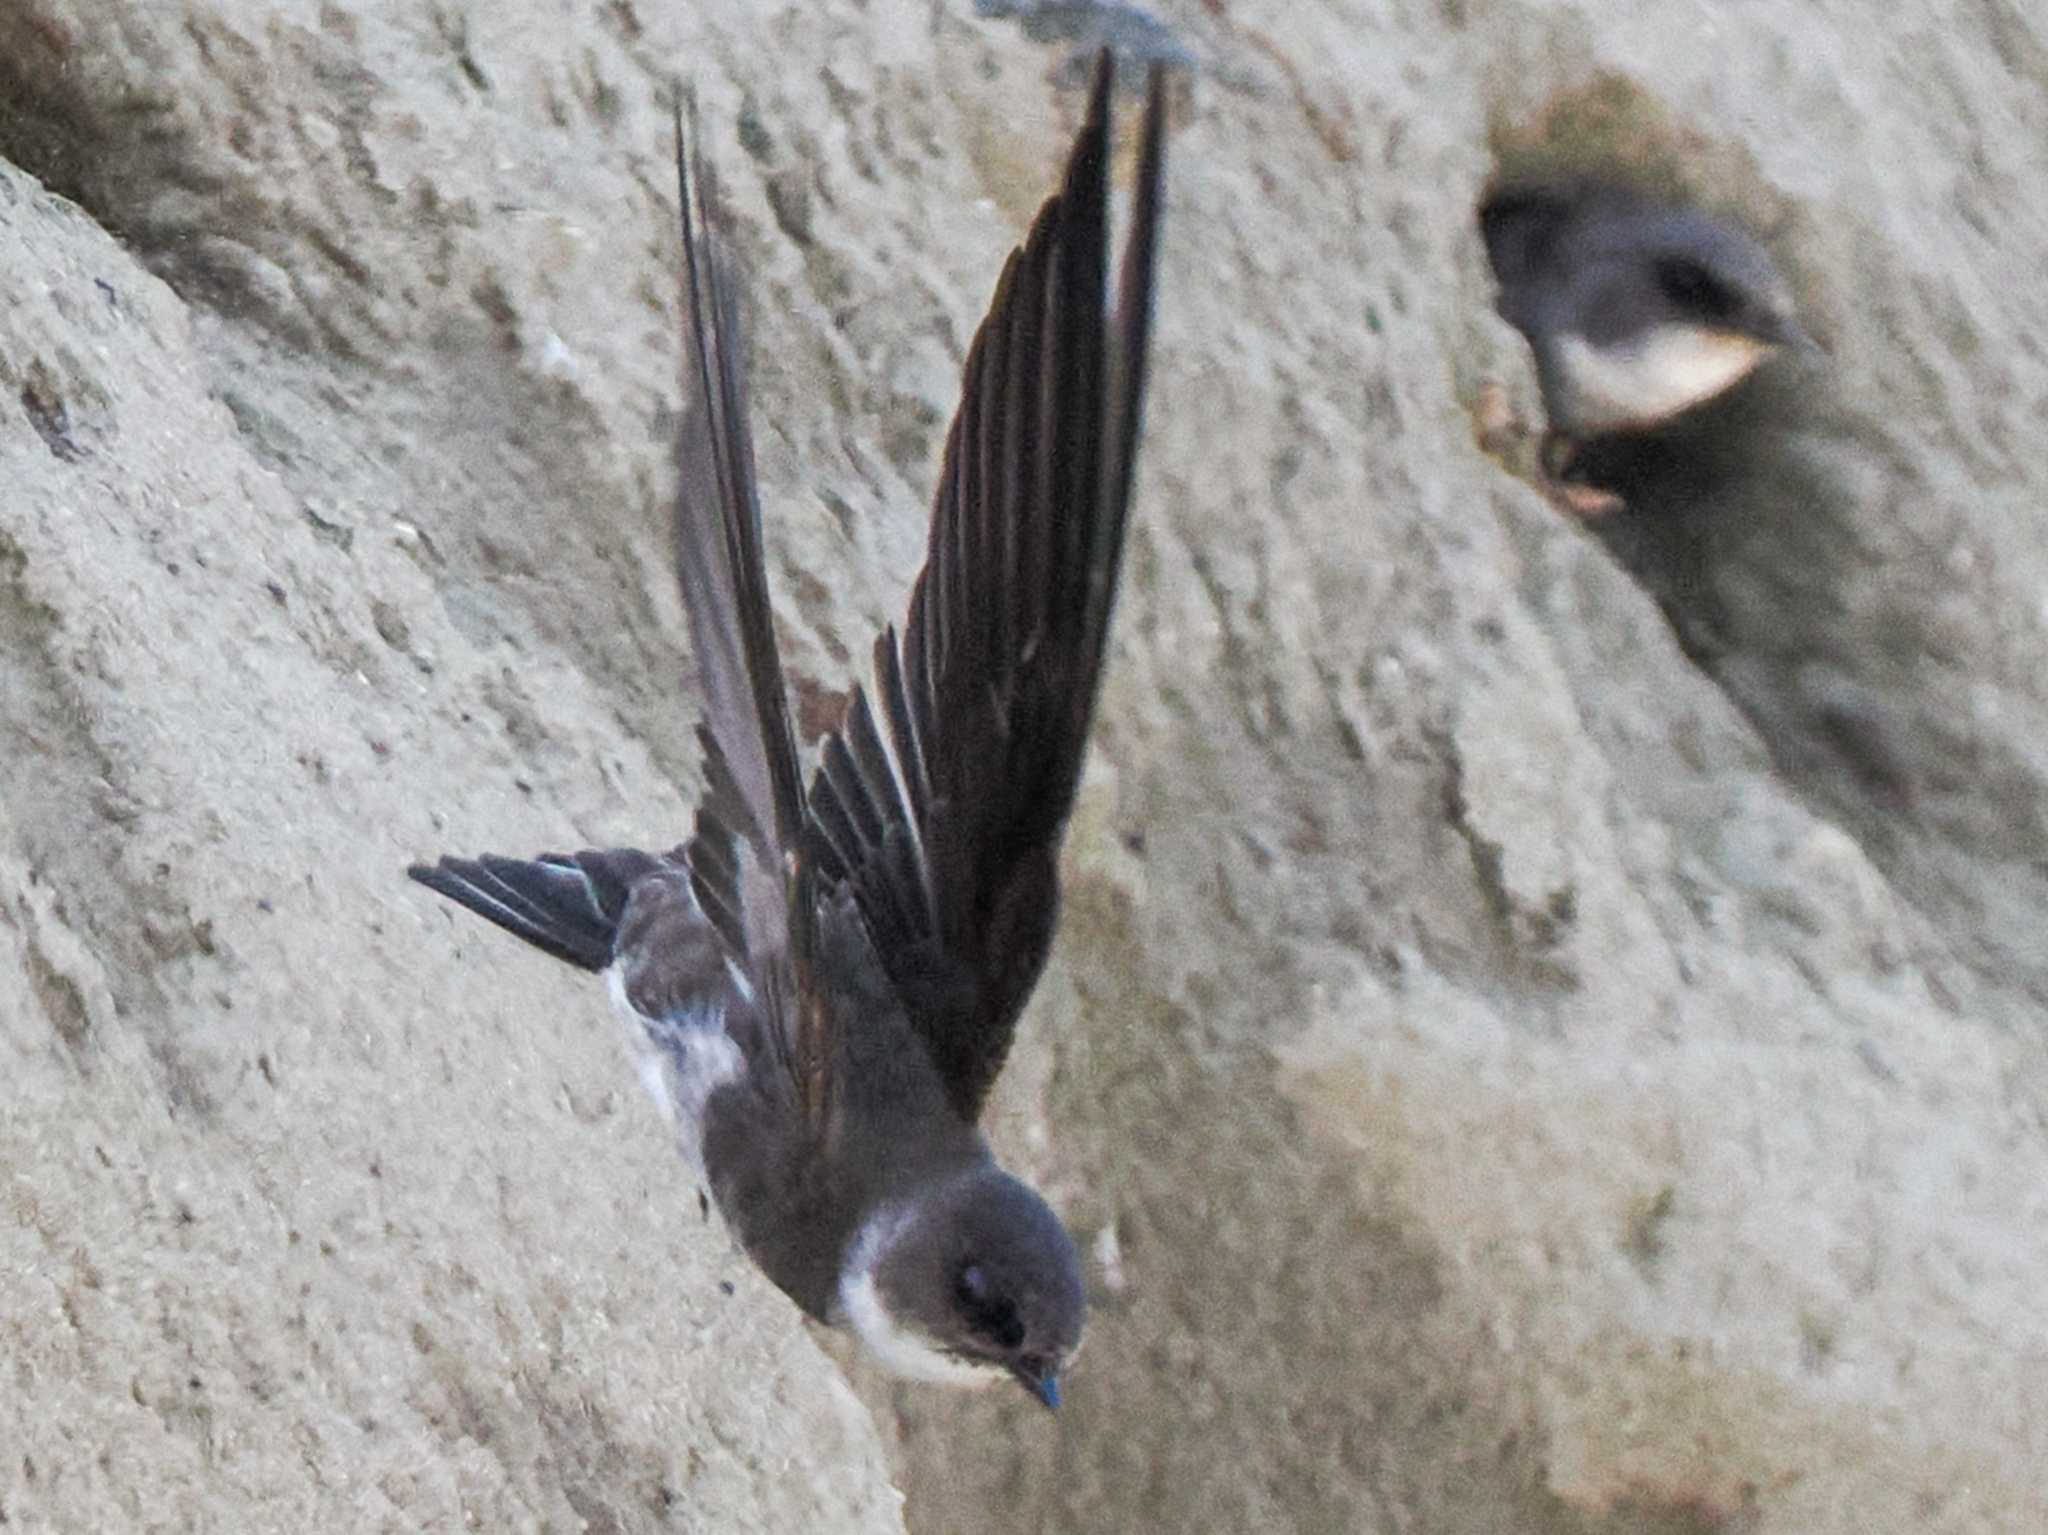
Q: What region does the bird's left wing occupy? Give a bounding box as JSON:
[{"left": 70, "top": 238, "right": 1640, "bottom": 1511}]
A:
[{"left": 670, "top": 99, "right": 828, "bottom": 1122}]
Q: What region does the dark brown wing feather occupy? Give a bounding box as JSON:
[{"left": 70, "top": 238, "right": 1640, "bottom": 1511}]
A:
[
  {"left": 804, "top": 54, "right": 1169, "bottom": 1119},
  {"left": 671, "top": 101, "right": 825, "bottom": 1119}
]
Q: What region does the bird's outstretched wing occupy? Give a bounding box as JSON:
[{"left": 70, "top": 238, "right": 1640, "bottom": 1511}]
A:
[
  {"left": 803, "top": 53, "right": 1168, "bottom": 1120},
  {"left": 671, "top": 98, "right": 826, "bottom": 1120}
]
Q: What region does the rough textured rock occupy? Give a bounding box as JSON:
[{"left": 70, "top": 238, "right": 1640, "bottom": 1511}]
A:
[{"left": 3, "top": 2, "right": 2045, "bottom": 1534}]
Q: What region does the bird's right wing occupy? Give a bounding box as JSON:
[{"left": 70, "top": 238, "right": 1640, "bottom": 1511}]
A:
[{"left": 802, "top": 54, "right": 1168, "bottom": 1120}]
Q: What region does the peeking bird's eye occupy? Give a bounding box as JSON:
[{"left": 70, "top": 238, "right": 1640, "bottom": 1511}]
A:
[
  {"left": 1653, "top": 256, "right": 1738, "bottom": 322},
  {"left": 955, "top": 1261, "right": 1026, "bottom": 1350}
]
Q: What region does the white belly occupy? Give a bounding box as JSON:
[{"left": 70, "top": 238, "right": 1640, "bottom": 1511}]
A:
[{"left": 606, "top": 966, "right": 743, "bottom": 1169}]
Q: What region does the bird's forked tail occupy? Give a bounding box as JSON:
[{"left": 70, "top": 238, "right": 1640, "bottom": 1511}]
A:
[{"left": 407, "top": 848, "right": 664, "bottom": 971}]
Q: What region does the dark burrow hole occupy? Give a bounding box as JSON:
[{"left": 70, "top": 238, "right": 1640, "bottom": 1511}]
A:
[{"left": 1482, "top": 84, "right": 2048, "bottom": 1002}]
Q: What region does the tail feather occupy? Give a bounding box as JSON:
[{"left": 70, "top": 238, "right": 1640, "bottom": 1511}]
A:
[{"left": 407, "top": 848, "right": 664, "bottom": 972}]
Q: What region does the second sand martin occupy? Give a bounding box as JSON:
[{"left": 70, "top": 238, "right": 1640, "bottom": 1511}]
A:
[{"left": 1480, "top": 180, "right": 1811, "bottom": 515}]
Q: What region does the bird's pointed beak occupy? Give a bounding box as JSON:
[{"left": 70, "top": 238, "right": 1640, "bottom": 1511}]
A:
[
  {"left": 1759, "top": 311, "right": 1820, "bottom": 357},
  {"left": 1013, "top": 1363, "right": 1061, "bottom": 1411}
]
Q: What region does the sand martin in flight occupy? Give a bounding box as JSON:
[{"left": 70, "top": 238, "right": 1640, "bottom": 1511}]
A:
[
  {"left": 409, "top": 54, "right": 1166, "bottom": 1410},
  {"left": 1480, "top": 180, "right": 1811, "bottom": 515}
]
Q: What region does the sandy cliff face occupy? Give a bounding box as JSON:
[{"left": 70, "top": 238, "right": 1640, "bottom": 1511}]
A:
[{"left": 3, "top": 2, "right": 2045, "bottom": 1533}]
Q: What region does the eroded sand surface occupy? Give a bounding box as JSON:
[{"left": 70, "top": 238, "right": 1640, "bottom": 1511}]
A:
[{"left": 3, "top": 3, "right": 2045, "bottom": 1532}]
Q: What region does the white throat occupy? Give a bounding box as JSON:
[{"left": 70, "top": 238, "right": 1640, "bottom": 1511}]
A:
[
  {"left": 1553, "top": 323, "right": 1770, "bottom": 433},
  {"left": 836, "top": 1204, "right": 1007, "bottom": 1387}
]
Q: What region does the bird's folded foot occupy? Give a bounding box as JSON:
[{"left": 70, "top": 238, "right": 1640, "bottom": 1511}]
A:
[
  {"left": 1477, "top": 386, "right": 1627, "bottom": 519},
  {"left": 1544, "top": 477, "right": 1627, "bottom": 519},
  {"left": 1540, "top": 430, "right": 1626, "bottom": 520}
]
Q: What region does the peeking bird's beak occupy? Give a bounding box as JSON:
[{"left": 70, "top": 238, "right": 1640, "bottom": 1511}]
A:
[{"left": 1759, "top": 311, "right": 1821, "bottom": 357}]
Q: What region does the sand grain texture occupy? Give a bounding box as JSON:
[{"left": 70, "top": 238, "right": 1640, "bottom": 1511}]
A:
[{"left": 2, "top": 2, "right": 2045, "bottom": 1533}]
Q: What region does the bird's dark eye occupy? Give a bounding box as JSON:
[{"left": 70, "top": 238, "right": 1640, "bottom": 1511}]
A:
[
  {"left": 954, "top": 1262, "right": 1026, "bottom": 1350},
  {"left": 1653, "top": 257, "right": 1737, "bottom": 321}
]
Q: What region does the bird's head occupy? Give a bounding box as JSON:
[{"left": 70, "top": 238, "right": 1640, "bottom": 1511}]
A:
[
  {"left": 1562, "top": 201, "right": 1816, "bottom": 432},
  {"left": 839, "top": 1167, "right": 1085, "bottom": 1409}
]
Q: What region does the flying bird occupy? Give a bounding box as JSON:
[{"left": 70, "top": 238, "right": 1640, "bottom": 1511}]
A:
[
  {"left": 408, "top": 53, "right": 1166, "bottom": 1410},
  {"left": 1480, "top": 180, "right": 1812, "bottom": 515}
]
